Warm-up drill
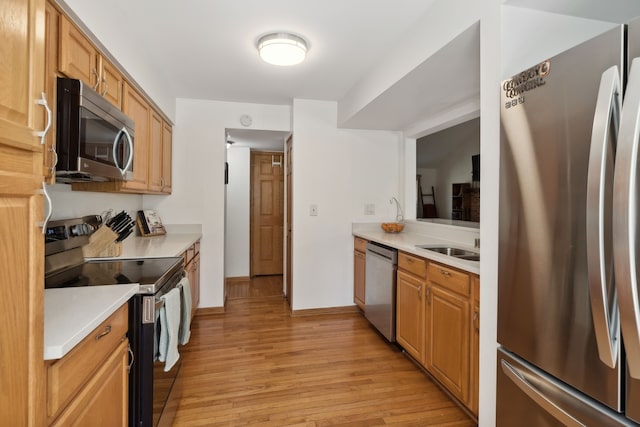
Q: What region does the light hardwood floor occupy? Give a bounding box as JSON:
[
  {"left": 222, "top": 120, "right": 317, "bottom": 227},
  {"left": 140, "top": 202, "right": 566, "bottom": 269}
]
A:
[{"left": 175, "top": 281, "right": 476, "bottom": 426}]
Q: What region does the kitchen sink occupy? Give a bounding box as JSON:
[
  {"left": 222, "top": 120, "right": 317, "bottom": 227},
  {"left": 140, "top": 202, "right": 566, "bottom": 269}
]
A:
[{"left": 415, "top": 245, "right": 480, "bottom": 262}]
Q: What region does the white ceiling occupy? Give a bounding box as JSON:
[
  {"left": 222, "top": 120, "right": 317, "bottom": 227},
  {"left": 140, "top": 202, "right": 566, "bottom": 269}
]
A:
[
  {"left": 82, "top": 0, "right": 438, "bottom": 105},
  {"left": 61, "top": 0, "right": 640, "bottom": 147}
]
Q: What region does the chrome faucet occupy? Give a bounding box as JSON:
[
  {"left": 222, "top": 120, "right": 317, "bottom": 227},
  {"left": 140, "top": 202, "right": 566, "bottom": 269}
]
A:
[{"left": 390, "top": 197, "right": 404, "bottom": 223}]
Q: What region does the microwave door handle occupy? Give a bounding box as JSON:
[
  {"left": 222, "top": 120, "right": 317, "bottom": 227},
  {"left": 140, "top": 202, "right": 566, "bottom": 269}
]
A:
[
  {"left": 112, "top": 128, "right": 124, "bottom": 172},
  {"left": 614, "top": 57, "right": 640, "bottom": 379},
  {"left": 112, "top": 127, "right": 133, "bottom": 176},
  {"left": 120, "top": 127, "right": 134, "bottom": 175},
  {"left": 586, "top": 65, "right": 620, "bottom": 369}
]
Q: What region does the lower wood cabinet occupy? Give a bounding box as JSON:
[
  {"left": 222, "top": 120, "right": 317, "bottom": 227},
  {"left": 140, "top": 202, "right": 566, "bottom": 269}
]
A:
[
  {"left": 184, "top": 240, "right": 201, "bottom": 319},
  {"left": 395, "top": 251, "right": 479, "bottom": 417},
  {"left": 353, "top": 237, "right": 367, "bottom": 309},
  {"left": 396, "top": 270, "right": 425, "bottom": 363},
  {"left": 426, "top": 276, "right": 470, "bottom": 404},
  {"left": 47, "top": 304, "right": 129, "bottom": 426}
]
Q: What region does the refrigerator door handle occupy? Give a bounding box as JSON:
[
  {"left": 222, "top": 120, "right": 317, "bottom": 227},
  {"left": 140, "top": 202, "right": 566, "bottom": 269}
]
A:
[
  {"left": 586, "top": 65, "right": 621, "bottom": 369},
  {"left": 501, "top": 360, "right": 586, "bottom": 427},
  {"left": 614, "top": 57, "right": 640, "bottom": 379}
]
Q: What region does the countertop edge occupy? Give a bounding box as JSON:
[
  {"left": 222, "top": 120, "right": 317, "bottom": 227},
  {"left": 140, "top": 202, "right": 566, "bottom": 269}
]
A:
[
  {"left": 353, "top": 230, "right": 480, "bottom": 275},
  {"left": 44, "top": 284, "right": 139, "bottom": 360}
]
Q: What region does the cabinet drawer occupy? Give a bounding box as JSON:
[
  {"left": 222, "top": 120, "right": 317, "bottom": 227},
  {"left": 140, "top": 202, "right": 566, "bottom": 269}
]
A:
[
  {"left": 398, "top": 252, "right": 427, "bottom": 279},
  {"left": 354, "top": 237, "right": 368, "bottom": 253},
  {"left": 428, "top": 262, "right": 470, "bottom": 296},
  {"left": 47, "top": 304, "right": 128, "bottom": 419}
]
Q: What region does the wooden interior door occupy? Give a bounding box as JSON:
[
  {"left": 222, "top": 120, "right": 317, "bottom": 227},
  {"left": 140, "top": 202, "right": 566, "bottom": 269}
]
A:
[
  {"left": 251, "top": 151, "right": 284, "bottom": 276},
  {"left": 285, "top": 137, "right": 292, "bottom": 306}
]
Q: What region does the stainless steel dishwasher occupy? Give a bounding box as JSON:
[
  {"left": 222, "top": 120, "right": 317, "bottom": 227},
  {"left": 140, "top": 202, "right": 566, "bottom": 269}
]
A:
[{"left": 365, "top": 242, "right": 398, "bottom": 342}]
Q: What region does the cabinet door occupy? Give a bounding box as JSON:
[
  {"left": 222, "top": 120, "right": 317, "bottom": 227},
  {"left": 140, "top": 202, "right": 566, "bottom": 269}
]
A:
[
  {"left": 470, "top": 275, "right": 480, "bottom": 415},
  {"left": 0, "top": 0, "right": 46, "bottom": 424},
  {"left": 0, "top": 0, "right": 46, "bottom": 150},
  {"left": 186, "top": 254, "right": 200, "bottom": 320},
  {"left": 43, "top": 1, "right": 60, "bottom": 183},
  {"left": 122, "top": 83, "right": 150, "bottom": 191},
  {"left": 161, "top": 121, "right": 172, "bottom": 193},
  {"left": 99, "top": 56, "right": 123, "bottom": 109},
  {"left": 58, "top": 15, "right": 99, "bottom": 89},
  {"left": 353, "top": 250, "right": 365, "bottom": 309},
  {"left": 396, "top": 270, "right": 425, "bottom": 363},
  {"left": 426, "top": 284, "right": 470, "bottom": 403},
  {"left": 52, "top": 340, "right": 129, "bottom": 427},
  {"left": 148, "top": 111, "right": 163, "bottom": 192}
]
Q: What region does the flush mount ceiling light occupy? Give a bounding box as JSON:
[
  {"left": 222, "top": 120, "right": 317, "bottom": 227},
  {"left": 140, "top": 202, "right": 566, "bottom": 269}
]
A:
[{"left": 257, "top": 32, "right": 308, "bottom": 66}]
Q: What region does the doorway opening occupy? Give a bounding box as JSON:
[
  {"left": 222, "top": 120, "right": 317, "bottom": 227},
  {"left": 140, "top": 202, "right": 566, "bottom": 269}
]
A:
[{"left": 223, "top": 129, "right": 292, "bottom": 306}]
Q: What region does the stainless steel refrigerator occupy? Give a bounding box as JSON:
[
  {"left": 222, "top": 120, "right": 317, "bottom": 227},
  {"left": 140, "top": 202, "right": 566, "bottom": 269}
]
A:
[{"left": 498, "top": 18, "right": 640, "bottom": 426}]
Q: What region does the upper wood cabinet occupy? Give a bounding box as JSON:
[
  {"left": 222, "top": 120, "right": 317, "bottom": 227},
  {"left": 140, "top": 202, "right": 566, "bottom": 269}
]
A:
[
  {"left": 121, "top": 82, "right": 151, "bottom": 192},
  {"left": 147, "top": 113, "right": 172, "bottom": 193},
  {"left": 58, "top": 14, "right": 123, "bottom": 109},
  {"left": 0, "top": 1, "right": 47, "bottom": 425},
  {"left": 47, "top": 1, "right": 172, "bottom": 194},
  {"left": 148, "top": 111, "right": 164, "bottom": 192},
  {"left": 161, "top": 121, "right": 173, "bottom": 193},
  {"left": 43, "top": 1, "right": 60, "bottom": 183}
]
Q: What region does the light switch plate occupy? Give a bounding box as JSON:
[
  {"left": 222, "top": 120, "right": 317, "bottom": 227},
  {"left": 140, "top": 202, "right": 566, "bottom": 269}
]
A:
[
  {"left": 364, "top": 204, "right": 375, "bottom": 215},
  {"left": 310, "top": 204, "right": 318, "bottom": 216}
]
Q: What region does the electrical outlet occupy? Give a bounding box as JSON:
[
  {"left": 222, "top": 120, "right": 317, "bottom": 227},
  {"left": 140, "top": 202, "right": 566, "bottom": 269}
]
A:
[
  {"left": 310, "top": 204, "right": 318, "bottom": 216},
  {"left": 364, "top": 204, "right": 375, "bottom": 215}
]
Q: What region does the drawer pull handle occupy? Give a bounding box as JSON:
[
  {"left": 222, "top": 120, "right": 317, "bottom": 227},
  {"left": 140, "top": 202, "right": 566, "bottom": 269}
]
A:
[
  {"left": 418, "top": 285, "right": 422, "bottom": 298},
  {"left": 440, "top": 269, "right": 451, "bottom": 276},
  {"left": 474, "top": 311, "right": 480, "bottom": 332},
  {"left": 95, "top": 325, "right": 112, "bottom": 340}
]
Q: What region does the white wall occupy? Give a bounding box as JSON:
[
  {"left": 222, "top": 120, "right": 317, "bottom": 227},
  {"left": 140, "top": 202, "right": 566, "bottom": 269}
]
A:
[
  {"left": 224, "top": 146, "right": 251, "bottom": 278},
  {"left": 292, "top": 99, "right": 401, "bottom": 310},
  {"left": 46, "top": 183, "right": 143, "bottom": 221},
  {"left": 143, "top": 99, "right": 291, "bottom": 309}
]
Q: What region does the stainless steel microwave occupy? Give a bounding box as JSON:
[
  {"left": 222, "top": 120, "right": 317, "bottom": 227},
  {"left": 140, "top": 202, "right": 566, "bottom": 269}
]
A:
[{"left": 55, "top": 77, "right": 134, "bottom": 182}]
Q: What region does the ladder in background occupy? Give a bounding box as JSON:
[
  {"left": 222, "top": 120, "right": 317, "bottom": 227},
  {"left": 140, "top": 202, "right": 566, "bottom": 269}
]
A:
[{"left": 417, "top": 175, "right": 438, "bottom": 218}]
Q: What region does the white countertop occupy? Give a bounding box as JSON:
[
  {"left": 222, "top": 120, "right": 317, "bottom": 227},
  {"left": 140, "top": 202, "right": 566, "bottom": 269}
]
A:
[
  {"left": 44, "top": 284, "right": 138, "bottom": 360},
  {"left": 46, "top": 231, "right": 202, "bottom": 361},
  {"left": 85, "top": 232, "right": 202, "bottom": 261},
  {"left": 353, "top": 221, "right": 480, "bottom": 275}
]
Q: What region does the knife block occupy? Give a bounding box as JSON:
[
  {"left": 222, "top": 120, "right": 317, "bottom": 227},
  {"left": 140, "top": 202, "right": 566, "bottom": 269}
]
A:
[{"left": 82, "top": 226, "right": 122, "bottom": 258}]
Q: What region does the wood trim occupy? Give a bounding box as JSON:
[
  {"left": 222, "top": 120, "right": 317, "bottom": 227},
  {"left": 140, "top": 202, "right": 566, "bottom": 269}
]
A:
[
  {"left": 194, "top": 307, "right": 225, "bottom": 316},
  {"left": 291, "top": 305, "right": 361, "bottom": 317},
  {"left": 224, "top": 276, "right": 251, "bottom": 283}
]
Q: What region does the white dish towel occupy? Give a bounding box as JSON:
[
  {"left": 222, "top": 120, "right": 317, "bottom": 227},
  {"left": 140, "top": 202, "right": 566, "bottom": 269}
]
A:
[
  {"left": 178, "top": 276, "right": 192, "bottom": 345},
  {"left": 158, "top": 287, "right": 181, "bottom": 372}
]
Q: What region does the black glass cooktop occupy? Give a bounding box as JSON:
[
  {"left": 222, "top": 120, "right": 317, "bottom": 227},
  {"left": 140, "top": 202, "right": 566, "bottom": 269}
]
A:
[{"left": 45, "top": 257, "right": 183, "bottom": 293}]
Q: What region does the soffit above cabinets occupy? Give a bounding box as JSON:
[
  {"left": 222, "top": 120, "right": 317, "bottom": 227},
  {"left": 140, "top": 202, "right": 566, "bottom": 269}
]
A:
[
  {"left": 502, "top": 0, "right": 640, "bottom": 24},
  {"left": 337, "top": 22, "right": 480, "bottom": 136}
]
